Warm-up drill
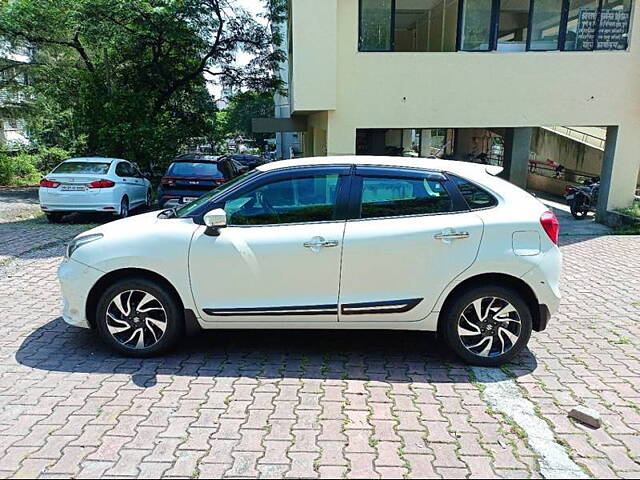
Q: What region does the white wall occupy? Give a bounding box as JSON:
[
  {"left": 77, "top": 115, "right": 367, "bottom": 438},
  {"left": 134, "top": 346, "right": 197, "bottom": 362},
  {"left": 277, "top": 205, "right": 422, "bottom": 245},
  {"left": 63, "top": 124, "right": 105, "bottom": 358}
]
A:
[{"left": 290, "top": 0, "right": 640, "bottom": 208}]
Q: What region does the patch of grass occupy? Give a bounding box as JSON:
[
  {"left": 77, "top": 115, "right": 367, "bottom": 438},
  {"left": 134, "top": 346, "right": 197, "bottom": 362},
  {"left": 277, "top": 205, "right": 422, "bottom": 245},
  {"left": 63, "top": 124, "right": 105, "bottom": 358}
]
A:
[
  {"left": 612, "top": 224, "right": 640, "bottom": 235},
  {"left": 617, "top": 202, "right": 640, "bottom": 218}
]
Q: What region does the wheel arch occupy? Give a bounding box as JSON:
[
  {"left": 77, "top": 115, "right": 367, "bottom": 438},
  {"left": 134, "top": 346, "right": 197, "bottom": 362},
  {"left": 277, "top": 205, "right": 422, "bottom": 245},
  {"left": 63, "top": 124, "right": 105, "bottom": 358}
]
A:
[
  {"left": 85, "top": 268, "right": 184, "bottom": 329},
  {"left": 436, "top": 273, "right": 544, "bottom": 335}
]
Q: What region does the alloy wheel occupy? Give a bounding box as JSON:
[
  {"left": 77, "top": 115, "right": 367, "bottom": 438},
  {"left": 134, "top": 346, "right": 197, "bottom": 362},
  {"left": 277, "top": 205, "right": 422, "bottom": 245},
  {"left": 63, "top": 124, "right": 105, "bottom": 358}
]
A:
[
  {"left": 457, "top": 296, "right": 522, "bottom": 358},
  {"left": 121, "top": 198, "right": 129, "bottom": 218},
  {"left": 105, "top": 290, "right": 168, "bottom": 349}
]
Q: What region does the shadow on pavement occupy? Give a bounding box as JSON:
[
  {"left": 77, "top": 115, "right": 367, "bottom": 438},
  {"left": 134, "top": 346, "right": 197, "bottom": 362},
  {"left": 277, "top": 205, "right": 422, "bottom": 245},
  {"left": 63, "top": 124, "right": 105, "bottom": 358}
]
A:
[{"left": 16, "top": 317, "right": 538, "bottom": 387}]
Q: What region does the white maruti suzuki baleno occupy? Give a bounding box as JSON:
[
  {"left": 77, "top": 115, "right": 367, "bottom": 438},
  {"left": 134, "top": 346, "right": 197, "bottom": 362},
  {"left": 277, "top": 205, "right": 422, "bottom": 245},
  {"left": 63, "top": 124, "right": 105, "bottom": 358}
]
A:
[{"left": 59, "top": 156, "right": 562, "bottom": 366}]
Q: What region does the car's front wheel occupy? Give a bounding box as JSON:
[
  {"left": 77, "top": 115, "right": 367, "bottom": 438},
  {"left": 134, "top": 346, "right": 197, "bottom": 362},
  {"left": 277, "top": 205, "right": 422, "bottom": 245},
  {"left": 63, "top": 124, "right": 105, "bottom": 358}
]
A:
[
  {"left": 95, "top": 278, "right": 184, "bottom": 357},
  {"left": 443, "top": 285, "right": 532, "bottom": 367}
]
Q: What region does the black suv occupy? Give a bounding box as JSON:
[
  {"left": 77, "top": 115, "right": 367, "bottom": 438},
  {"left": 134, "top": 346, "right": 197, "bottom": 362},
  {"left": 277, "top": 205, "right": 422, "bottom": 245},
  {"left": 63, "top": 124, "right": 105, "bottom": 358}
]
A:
[{"left": 158, "top": 154, "right": 242, "bottom": 208}]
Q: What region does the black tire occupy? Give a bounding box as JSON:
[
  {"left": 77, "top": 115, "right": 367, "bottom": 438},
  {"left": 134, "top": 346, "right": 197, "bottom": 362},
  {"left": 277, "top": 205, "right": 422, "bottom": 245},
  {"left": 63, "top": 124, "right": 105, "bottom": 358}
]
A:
[
  {"left": 570, "top": 196, "right": 588, "bottom": 220},
  {"left": 145, "top": 190, "right": 153, "bottom": 208},
  {"left": 95, "top": 277, "right": 184, "bottom": 357},
  {"left": 118, "top": 196, "right": 130, "bottom": 219},
  {"left": 443, "top": 285, "right": 533, "bottom": 367},
  {"left": 45, "top": 212, "right": 64, "bottom": 223}
]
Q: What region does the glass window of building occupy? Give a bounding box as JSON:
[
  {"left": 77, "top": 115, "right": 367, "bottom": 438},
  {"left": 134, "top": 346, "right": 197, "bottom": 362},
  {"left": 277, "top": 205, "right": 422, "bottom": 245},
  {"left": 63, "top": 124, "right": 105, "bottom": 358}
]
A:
[
  {"left": 529, "top": 0, "right": 564, "bottom": 50},
  {"left": 393, "top": 0, "right": 459, "bottom": 52},
  {"left": 458, "top": 0, "right": 494, "bottom": 51},
  {"left": 359, "top": 0, "right": 394, "bottom": 51},
  {"left": 596, "top": 0, "right": 632, "bottom": 50},
  {"left": 497, "top": 0, "right": 531, "bottom": 51},
  {"left": 565, "top": 0, "right": 600, "bottom": 50}
]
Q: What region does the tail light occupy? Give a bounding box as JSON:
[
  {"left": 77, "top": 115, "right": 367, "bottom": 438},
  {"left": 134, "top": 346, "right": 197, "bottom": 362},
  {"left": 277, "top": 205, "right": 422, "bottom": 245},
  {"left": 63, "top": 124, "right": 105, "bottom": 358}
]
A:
[
  {"left": 88, "top": 179, "right": 115, "bottom": 189},
  {"left": 161, "top": 176, "right": 177, "bottom": 185},
  {"left": 565, "top": 185, "right": 577, "bottom": 194},
  {"left": 39, "top": 179, "right": 60, "bottom": 188},
  {"left": 540, "top": 210, "right": 560, "bottom": 245},
  {"left": 213, "top": 178, "right": 225, "bottom": 185}
]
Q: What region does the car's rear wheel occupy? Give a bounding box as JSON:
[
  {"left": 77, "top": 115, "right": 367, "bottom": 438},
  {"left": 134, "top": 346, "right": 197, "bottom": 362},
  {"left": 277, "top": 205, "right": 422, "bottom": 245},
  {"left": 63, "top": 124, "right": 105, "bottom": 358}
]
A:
[
  {"left": 95, "top": 278, "right": 184, "bottom": 357},
  {"left": 118, "top": 196, "right": 129, "bottom": 218},
  {"left": 45, "top": 212, "right": 64, "bottom": 223},
  {"left": 443, "top": 285, "right": 532, "bottom": 367}
]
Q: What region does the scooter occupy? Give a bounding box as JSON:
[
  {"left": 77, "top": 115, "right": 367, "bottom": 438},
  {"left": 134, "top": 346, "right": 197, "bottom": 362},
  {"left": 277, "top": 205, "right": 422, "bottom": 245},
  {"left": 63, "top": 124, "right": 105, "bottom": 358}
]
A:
[{"left": 565, "top": 177, "right": 600, "bottom": 219}]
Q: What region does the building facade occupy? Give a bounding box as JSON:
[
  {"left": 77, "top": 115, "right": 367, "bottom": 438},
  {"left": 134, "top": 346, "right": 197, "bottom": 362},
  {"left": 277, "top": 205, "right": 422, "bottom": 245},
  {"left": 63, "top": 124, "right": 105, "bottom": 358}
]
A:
[
  {"left": 0, "top": 41, "right": 31, "bottom": 150},
  {"left": 285, "top": 0, "right": 640, "bottom": 213}
]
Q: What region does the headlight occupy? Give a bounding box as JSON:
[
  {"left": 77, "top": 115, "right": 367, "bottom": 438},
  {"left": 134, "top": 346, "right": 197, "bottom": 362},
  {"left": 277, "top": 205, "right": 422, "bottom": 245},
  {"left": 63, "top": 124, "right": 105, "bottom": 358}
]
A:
[{"left": 66, "top": 233, "right": 103, "bottom": 258}]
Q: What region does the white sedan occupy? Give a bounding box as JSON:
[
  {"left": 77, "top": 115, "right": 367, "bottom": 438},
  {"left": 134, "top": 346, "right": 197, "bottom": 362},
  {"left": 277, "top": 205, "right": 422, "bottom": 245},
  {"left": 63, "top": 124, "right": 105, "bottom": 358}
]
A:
[
  {"left": 39, "top": 157, "right": 152, "bottom": 222},
  {"left": 58, "top": 156, "right": 562, "bottom": 366}
]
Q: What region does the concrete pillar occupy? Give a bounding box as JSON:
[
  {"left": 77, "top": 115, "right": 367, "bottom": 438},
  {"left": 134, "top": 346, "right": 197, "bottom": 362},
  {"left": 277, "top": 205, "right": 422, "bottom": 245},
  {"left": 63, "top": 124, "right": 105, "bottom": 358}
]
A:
[
  {"left": 326, "top": 114, "right": 356, "bottom": 156},
  {"left": 420, "top": 129, "right": 432, "bottom": 157},
  {"left": 597, "top": 125, "right": 640, "bottom": 219},
  {"left": 502, "top": 127, "right": 532, "bottom": 189}
]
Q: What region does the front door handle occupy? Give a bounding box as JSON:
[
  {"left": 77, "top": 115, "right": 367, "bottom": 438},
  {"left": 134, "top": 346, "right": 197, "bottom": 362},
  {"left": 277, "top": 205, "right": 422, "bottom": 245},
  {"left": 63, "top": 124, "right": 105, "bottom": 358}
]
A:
[
  {"left": 434, "top": 231, "right": 470, "bottom": 241},
  {"left": 303, "top": 236, "right": 339, "bottom": 252}
]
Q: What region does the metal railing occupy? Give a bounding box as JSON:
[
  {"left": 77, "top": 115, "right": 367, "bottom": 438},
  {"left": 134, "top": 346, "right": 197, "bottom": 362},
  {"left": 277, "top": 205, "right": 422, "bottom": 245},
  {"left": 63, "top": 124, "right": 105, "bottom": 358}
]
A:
[{"left": 541, "top": 126, "right": 606, "bottom": 151}]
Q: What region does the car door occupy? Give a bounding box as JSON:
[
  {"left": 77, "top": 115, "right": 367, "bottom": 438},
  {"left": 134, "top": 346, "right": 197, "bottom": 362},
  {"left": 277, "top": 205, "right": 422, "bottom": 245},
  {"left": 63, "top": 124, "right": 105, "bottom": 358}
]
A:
[
  {"left": 189, "top": 166, "right": 351, "bottom": 323},
  {"left": 115, "top": 162, "right": 138, "bottom": 204},
  {"left": 338, "top": 166, "right": 484, "bottom": 322},
  {"left": 130, "top": 164, "right": 148, "bottom": 204}
]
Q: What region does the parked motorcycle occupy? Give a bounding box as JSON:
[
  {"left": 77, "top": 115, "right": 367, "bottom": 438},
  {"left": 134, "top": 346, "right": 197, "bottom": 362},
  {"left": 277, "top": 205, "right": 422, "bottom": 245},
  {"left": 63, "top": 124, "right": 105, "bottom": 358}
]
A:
[{"left": 565, "top": 176, "right": 600, "bottom": 219}]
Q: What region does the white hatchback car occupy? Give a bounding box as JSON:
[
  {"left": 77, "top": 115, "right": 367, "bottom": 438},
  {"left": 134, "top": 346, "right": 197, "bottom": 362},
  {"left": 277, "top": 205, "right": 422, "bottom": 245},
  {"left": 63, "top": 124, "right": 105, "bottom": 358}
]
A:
[
  {"left": 58, "top": 156, "right": 562, "bottom": 366},
  {"left": 39, "top": 157, "right": 152, "bottom": 222}
]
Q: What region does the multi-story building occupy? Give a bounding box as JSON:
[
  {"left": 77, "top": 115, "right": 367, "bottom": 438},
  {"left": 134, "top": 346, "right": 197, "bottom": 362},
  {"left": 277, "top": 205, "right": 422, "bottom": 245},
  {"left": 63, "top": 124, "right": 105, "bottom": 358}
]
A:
[
  {"left": 0, "top": 41, "right": 31, "bottom": 149},
  {"left": 261, "top": 0, "right": 639, "bottom": 215}
]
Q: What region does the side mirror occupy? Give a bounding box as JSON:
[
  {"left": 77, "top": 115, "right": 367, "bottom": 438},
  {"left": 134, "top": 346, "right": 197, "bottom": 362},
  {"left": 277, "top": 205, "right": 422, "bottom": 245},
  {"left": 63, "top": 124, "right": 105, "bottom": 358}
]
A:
[{"left": 203, "top": 208, "right": 227, "bottom": 236}]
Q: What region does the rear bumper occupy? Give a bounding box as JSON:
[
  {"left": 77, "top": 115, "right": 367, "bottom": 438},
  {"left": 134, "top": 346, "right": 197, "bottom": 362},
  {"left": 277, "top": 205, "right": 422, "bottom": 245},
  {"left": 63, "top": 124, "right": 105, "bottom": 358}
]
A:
[
  {"left": 41, "top": 203, "right": 120, "bottom": 213},
  {"left": 521, "top": 247, "right": 562, "bottom": 330},
  {"left": 158, "top": 189, "right": 207, "bottom": 207},
  {"left": 39, "top": 187, "right": 120, "bottom": 213}
]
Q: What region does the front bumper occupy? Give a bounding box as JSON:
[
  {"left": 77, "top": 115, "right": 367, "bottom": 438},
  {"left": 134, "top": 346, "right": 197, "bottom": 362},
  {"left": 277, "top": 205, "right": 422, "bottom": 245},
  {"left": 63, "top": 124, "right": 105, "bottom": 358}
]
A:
[{"left": 58, "top": 257, "right": 105, "bottom": 328}]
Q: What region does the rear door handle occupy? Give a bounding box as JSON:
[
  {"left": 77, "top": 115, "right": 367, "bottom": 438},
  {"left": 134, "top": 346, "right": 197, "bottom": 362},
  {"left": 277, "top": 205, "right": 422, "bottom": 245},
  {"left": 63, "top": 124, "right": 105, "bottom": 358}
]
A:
[
  {"left": 434, "top": 231, "right": 470, "bottom": 241},
  {"left": 303, "top": 236, "right": 340, "bottom": 252}
]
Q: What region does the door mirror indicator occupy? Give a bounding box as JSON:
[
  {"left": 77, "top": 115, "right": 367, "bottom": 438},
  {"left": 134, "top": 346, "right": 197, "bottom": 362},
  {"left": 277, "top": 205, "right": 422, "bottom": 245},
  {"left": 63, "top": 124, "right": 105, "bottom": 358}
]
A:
[{"left": 203, "top": 208, "right": 227, "bottom": 236}]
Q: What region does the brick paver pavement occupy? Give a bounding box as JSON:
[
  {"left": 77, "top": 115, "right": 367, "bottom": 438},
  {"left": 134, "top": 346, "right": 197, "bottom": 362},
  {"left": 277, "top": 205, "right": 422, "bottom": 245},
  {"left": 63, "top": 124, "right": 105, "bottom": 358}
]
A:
[{"left": 0, "top": 217, "right": 639, "bottom": 478}]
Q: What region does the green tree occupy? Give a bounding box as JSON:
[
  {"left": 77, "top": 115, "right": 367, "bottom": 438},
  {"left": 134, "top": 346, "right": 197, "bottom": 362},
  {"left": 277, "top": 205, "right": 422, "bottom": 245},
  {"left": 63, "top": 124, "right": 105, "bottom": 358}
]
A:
[
  {"left": 225, "top": 91, "right": 275, "bottom": 151},
  {"left": 0, "top": 0, "right": 285, "bottom": 167}
]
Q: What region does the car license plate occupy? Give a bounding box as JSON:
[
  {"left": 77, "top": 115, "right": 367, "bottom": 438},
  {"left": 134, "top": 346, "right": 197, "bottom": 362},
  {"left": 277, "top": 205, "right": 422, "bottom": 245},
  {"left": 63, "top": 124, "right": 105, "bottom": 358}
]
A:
[
  {"left": 182, "top": 197, "right": 198, "bottom": 204},
  {"left": 61, "top": 185, "right": 86, "bottom": 192},
  {"left": 566, "top": 194, "right": 575, "bottom": 201}
]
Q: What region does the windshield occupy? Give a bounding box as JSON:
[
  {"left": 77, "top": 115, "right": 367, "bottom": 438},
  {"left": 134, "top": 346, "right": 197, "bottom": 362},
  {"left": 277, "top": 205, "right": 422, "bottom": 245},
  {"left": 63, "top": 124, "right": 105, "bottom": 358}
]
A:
[
  {"left": 168, "top": 162, "right": 223, "bottom": 178},
  {"left": 53, "top": 161, "right": 111, "bottom": 175},
  {"left": 174, "top": 169, "right": 260, "bottom": 217}
]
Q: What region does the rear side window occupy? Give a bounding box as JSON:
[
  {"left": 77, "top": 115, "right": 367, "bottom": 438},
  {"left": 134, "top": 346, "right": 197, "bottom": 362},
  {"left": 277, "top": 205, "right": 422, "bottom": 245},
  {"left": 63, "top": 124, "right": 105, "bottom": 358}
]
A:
[
  {"left": 115, "top": 162, "right": 133, "bottom": 177},
  {"left": 53, "top": 162, "right": 110, "bottom": 175},
  {"left": 168, "top": 162, "right": 223, "bottom": 178},
  {"left": 359, "top": 176, "right": 452, "bottom": 219},
  {"left": 452, "top": 176, "right": 498, "bottom": 210}
]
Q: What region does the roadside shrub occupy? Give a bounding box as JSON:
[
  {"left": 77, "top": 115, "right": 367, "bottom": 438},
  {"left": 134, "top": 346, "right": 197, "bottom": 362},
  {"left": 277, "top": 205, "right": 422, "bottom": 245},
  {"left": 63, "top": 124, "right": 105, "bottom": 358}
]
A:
[
  {"left": 0, "top": 152, "right": 41, "bottom": 186},
  {"left": 34, "top": 147, "right": 70, "bottom": 173}
]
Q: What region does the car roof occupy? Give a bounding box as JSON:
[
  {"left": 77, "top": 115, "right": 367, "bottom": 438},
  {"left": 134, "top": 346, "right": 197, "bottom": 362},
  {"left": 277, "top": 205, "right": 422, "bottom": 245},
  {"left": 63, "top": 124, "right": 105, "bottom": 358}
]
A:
[
  {"left": 255, "top": 156, "right": 503, "bottom": 177},
  {"left": 173, "top": 154, "right": 222, "bottom": 163},
  {"left": 65, "top": 157, "right": 124, "bottom": 163}
]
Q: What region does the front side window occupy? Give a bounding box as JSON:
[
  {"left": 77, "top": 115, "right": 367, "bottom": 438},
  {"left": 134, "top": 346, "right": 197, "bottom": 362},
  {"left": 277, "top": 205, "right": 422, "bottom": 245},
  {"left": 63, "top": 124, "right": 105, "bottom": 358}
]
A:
[
  {"left": 225, "top": 174, "right": 341, "bottom": 226},
  {"left": 359, "top": 176, "right": 452, "bottom": 219},
  {"left": 359, "top": 0, "right": 394, "bottom": 51}
]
